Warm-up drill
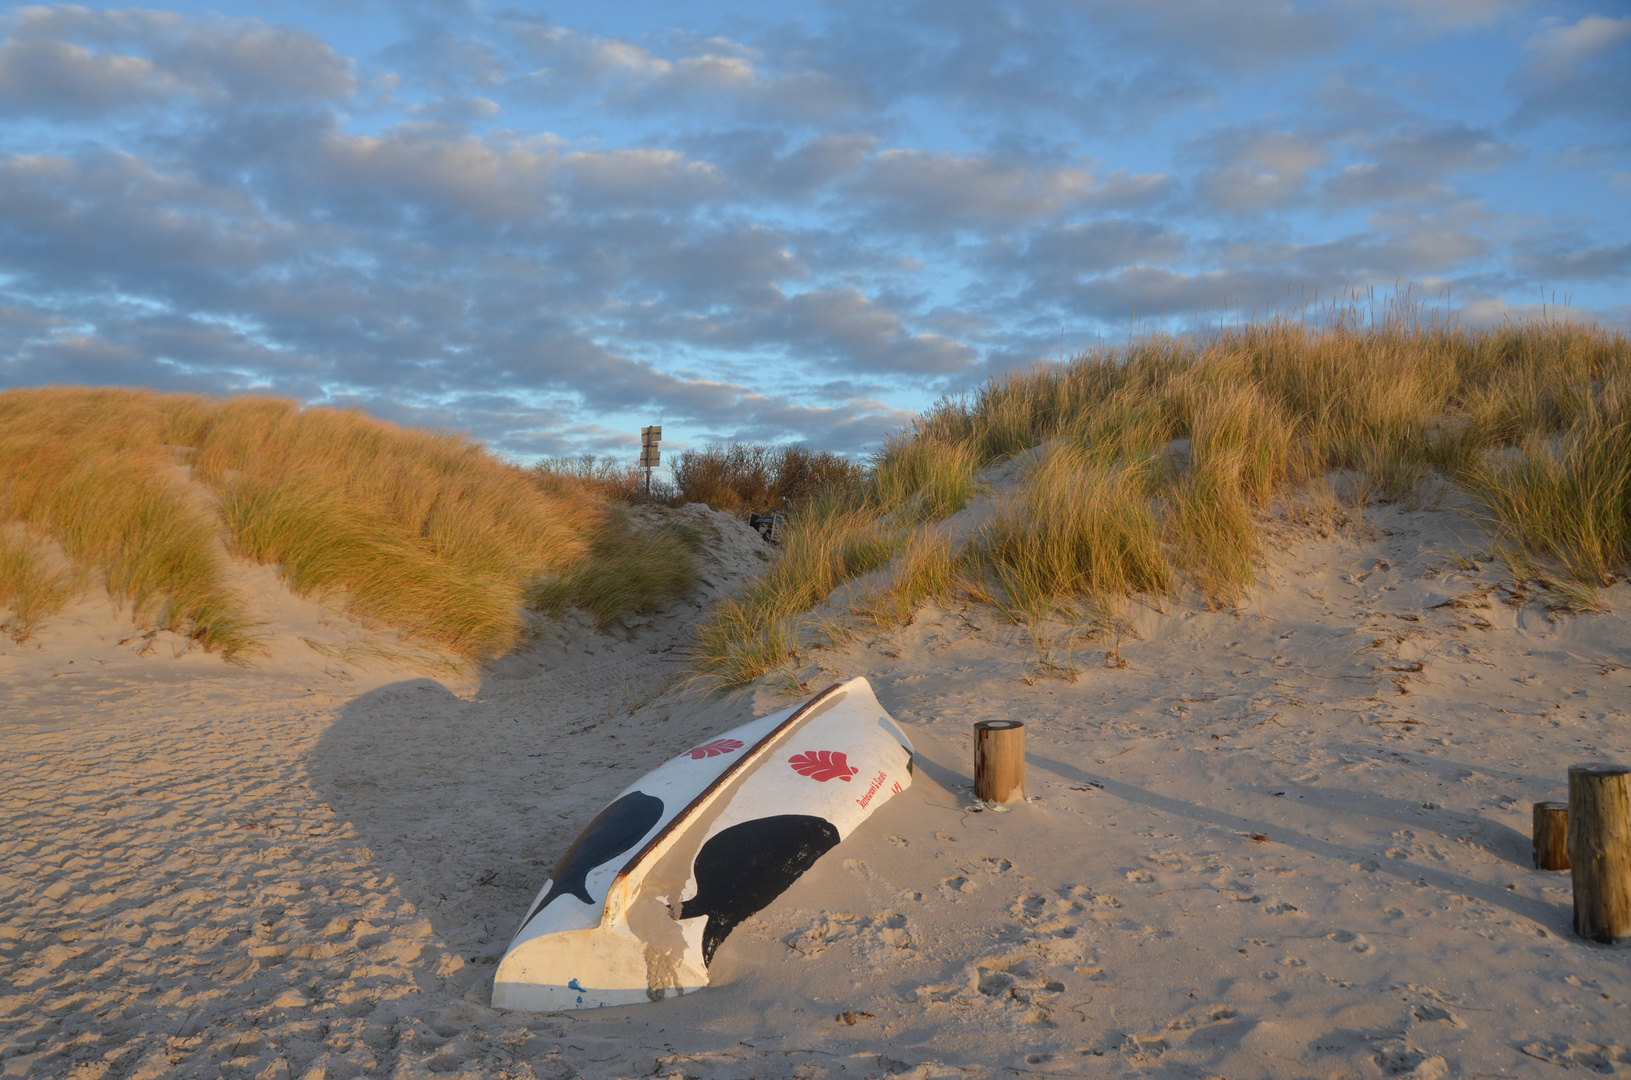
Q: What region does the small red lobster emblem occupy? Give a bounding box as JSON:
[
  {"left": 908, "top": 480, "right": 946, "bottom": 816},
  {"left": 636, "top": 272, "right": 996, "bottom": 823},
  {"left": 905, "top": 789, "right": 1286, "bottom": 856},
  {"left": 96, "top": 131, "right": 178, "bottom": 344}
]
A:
[
  {"left": 685, "top": 738, "right": 744, "bottom": 760},
  {"left": 788, "top": 750, "right": 859, "bottom": 782}
]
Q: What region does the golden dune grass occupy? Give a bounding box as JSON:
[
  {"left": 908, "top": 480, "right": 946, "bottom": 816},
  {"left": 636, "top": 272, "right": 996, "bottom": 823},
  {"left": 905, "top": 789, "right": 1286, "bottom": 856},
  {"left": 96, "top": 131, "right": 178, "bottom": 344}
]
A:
[
  {"left": 0, "top": 526, "right": 76, "bottom": 642},
  {"left": 693, "top": 315, "right": 1631, "bottom": 689},
  {"left": 0, "top": 388, "right": 693, "bottom": 660}
]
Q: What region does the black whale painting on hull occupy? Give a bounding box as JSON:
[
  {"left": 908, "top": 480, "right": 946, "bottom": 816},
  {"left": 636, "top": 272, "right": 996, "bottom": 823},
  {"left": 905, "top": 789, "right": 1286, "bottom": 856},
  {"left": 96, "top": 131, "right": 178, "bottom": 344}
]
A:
[{"left": 491, "top": 677, "right": 914, "bottom": 1012}]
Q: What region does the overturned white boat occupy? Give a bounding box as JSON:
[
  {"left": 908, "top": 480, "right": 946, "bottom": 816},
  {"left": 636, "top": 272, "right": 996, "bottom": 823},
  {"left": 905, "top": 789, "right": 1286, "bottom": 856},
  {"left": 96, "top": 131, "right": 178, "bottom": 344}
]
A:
[{"left": 492, "top": 676, "right": 913, "bottom": 1012}]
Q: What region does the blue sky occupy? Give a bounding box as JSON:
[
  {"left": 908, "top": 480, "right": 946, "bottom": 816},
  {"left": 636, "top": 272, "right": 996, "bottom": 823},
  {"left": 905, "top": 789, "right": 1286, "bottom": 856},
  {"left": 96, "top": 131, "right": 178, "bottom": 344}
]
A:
[{"left": 1, "top": 1, "right": 1628, "bottom": 462}]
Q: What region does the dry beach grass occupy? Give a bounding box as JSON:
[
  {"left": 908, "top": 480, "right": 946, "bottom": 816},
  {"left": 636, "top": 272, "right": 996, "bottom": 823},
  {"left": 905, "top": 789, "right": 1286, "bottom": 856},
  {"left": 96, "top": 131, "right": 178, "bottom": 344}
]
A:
[
  {"left": 693, "top": 314, "right": 1631, "bottom": 689},
  {"left": 0, "top": 388, "right": 699, "bottom": 661}
]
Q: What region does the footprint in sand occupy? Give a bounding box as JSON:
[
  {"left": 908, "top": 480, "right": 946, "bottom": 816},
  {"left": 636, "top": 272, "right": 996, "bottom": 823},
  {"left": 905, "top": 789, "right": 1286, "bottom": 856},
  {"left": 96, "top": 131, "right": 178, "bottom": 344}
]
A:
[
  {"left": 1327, "top": 929, "right": 1371, "bottom": 952},
  {"left": 785, "top": 910, "right": 914, "bottom": 958},
  {"left": 1521, "top": 1040, "right": 1631, "bottom": 1072},
  {"left": 1374, "top": 1041, "right": 1449, "bottom": 1079},
  {"left": 1410, "top": 1003, "right": 1464, "bottom": 1027},
  {"left": 1117, "top": 1034, "right": 1168, "bottom": 1065},
  {"left": 1166, "top": 1006, "right": 1238, "bottom": 1031},
  {"left": 1010, "top": 890, "right": 1086, "bottom": 941}
]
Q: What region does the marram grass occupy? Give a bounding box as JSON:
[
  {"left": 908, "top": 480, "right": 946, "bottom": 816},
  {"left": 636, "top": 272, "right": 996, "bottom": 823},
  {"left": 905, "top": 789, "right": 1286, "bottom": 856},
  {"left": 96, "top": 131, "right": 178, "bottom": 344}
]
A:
[
  {"left": 691, "top": 433, "right": 983, "bottom": 690},
  {"left": 0, "top": 388, "right": 697, "bottom": 660},
  {"left": 531, "top": 519, "right": 706, "bottom": 629},
  {"left": 693, "top": 315, "right": 1631, "bottom": 689},
  {"left": 0, "top": 526, "right": 76, "bottom": 642}
]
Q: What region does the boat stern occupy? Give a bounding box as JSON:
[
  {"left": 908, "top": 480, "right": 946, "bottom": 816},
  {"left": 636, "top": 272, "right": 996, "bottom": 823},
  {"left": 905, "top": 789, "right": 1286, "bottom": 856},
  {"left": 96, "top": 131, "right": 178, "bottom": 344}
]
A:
[{"left": 491, "top": 925, "right": 708, "bottom": 1011}]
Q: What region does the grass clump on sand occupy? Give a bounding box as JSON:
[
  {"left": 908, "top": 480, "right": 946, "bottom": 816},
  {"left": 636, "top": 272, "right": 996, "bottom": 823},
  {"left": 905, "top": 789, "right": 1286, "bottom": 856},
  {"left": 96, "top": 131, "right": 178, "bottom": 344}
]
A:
[
  {"left": 691, "top": 435, "right": 982, "bottom": 689},
  {"left": 0, "top": 527, "right": 76, "bottom": 642},
  {"left": 530, "top": 519, "right": 706, "bottom": 629},
  {"left": 976, "top": 445, "right": 1172, "bottom": 624},
  {"left": 0, "top": 388, "right": 699, "bottom": 661},
  {"left": 924, "top": 313, "right": 1630, "bottom": 614},
  {"left": 693, "top": 495, "right": 898, "bottom": 689},
  {"left": 694, "top": 309, "right": 1631, "bottom": 690},
  {"left": 1461, "top": 384, "right": 1631, "bottom": 589}
]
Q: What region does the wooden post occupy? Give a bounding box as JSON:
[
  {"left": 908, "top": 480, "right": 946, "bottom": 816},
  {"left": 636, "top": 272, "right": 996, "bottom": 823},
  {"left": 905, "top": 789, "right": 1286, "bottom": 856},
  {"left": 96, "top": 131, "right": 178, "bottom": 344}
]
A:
[
  {"left": 974, "top": 720, "right": 1025, "bottom": 804},
  {"left": 1567, "top": 763, "right": 1631, "bottom": 944},
  {"left": 1532, "top": 802, "right": 1569, "bottom": 871}
]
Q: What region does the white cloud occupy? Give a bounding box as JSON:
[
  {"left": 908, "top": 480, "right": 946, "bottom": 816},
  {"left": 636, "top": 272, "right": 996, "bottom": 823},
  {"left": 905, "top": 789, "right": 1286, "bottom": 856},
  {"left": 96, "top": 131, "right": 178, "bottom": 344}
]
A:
[
  {"left": 1191, "top": 129, "right": 1328, "bottom": 211},
  {"left": 1521, "top": 13, "right": 1631, "bottom": 83},
  {"left": 505, "top": 17, "right": 863, "bottom": 123},
  {"left": 0, "top": 6, "right": 356, "bottom": 114},
  {"left": 1456, "top": 295, "right": 1607, "bottom": 328},
  {"left": 851, "top": 151, "right": 1097, "bottom": 226},
  {"left": 1322, "top": 124, "right": 1522, "bottom": 206},
  {"left": 0, "top": 38, "right": 174, "bottom": 115},
  {"left": 560, "top": 150, "right": 730, "bottom": 210},
  {"left": 1511, "top": 13, "right": 1631, "bottom": 126},
  {"left": 1514, "top": 238, "right": 1631, "bottom": 281}
]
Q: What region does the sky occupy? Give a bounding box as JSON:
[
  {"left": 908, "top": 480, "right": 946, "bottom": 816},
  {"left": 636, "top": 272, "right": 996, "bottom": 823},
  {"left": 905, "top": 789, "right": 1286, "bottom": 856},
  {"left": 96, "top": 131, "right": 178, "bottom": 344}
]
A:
[{"left": 1, "top": 1, "right": 1628, "bottom": 463}]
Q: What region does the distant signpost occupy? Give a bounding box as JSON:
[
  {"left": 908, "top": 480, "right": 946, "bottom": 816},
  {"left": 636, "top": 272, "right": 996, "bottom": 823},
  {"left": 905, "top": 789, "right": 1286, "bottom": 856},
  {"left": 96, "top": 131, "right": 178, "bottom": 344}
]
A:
[{"left": 640, "top": 425, "right": 661, "bottom": 499}]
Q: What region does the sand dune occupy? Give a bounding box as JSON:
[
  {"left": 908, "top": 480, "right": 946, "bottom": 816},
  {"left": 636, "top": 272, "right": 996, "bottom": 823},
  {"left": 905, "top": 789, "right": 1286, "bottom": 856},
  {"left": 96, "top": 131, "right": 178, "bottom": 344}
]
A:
[{"left": 4, "top": 498, "right": 1630, "bottom": 1080}]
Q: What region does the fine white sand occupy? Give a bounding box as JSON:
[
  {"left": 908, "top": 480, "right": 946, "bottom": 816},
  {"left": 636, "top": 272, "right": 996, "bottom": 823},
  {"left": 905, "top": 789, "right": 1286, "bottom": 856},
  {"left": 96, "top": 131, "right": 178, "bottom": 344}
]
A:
[{"left": 4, "top": 495, "right": 1630, "bottom": 1080}]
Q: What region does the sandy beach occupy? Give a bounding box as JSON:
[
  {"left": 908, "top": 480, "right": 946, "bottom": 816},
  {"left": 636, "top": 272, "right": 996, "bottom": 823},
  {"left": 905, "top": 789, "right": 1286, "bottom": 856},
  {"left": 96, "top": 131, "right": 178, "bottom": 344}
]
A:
[{"left": 5, "top": 496, "right": 1631, "bottom": 1080}]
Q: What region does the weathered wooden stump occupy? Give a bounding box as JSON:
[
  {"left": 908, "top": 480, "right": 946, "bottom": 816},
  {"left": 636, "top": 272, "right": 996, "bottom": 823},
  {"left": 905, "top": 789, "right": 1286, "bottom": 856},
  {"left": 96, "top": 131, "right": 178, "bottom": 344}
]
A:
[
  {"left": 974, "top": 720, "right": 1025, "bottom": 804},
  {"left": 1532, "top": 802, "right": 1570, "bottom": 871},
  {"left": 1567, "top": 764, "right": 1631, "bottom": 944}
]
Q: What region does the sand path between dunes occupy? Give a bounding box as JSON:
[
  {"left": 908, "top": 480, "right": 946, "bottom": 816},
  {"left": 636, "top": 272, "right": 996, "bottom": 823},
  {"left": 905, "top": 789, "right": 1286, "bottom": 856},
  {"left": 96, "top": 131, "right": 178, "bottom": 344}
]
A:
[{"left": 4, "top": 500, "right": 1631, "bottom": 1080}]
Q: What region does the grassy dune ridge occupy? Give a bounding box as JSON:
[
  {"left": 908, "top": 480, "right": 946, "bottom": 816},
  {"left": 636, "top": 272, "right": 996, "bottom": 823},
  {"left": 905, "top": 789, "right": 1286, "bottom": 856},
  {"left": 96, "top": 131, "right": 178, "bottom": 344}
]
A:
[
  {"left": 693, "top": 316, "right": 1631, "bottom": 689},
  {"left": 6, "top": 316, "right": 1625, "bottom": 680},
  {"left": 0, "top": 388, "right": 695, "bottom": 658},
  {"left": 533, "top": 442, "right": 864, "bottom": 511}
]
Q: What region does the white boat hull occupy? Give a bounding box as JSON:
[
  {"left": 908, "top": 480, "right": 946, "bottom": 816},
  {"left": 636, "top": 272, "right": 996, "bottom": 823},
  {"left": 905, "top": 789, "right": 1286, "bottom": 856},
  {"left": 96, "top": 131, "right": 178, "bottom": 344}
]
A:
[{"left": 492, "top": 677, "right": 913, "bottom": 1011}]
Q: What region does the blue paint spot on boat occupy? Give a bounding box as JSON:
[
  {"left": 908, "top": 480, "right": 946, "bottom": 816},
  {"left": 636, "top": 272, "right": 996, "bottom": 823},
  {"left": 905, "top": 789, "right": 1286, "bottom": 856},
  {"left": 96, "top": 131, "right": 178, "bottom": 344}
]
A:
[{"left": 568, "top": 978, "right": 584, "bottom": 991}]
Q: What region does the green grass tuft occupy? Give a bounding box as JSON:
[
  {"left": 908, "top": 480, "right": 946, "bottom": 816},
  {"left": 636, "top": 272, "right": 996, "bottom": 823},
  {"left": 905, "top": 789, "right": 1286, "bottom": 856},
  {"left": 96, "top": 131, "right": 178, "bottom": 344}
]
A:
[{"left": 531, "top": 520, "right": 706, "bottom": 629}]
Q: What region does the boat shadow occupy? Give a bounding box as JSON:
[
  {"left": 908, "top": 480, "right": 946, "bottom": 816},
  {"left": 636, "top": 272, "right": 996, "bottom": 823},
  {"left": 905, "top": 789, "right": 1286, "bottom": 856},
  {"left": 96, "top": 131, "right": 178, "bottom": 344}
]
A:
[
  {"left": 307, "top": 677, "right": 657, "bottom": 976},
  {"left": 307, "top": 666, "right": 780, "bottom": 987}
]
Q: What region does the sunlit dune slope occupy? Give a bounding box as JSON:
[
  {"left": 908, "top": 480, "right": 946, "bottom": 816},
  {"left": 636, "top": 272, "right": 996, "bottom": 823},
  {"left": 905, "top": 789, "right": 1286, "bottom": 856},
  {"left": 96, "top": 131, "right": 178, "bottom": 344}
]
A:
[
  {"left": 0, "top": 388, "right": 697, "bottom": 661},
  {"left": 693, "top": 315, "right": 1631, "bottom": 690}
]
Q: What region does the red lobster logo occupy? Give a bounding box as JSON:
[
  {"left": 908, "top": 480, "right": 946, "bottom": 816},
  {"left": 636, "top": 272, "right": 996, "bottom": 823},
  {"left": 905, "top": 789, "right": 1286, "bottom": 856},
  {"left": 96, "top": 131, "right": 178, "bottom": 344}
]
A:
[
  {"left": 788, "top": 750, "right": 859, "bottom": 782},
  {"left": 685, "top": 738, "right": 743, "bottom": 760}
]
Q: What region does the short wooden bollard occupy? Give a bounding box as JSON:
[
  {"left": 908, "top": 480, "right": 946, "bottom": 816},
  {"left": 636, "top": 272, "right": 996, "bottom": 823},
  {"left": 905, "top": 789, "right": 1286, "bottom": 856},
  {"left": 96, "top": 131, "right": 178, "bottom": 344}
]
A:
[
  {"left": 974, "top": 720, "right": 1025, "bottom": 804},
  {"left": 1567, "top": 763, "right": 1631, "bottom": 944},
  {"left": 1532, "top": 802, "right": 1570, "bottom": 871}
]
